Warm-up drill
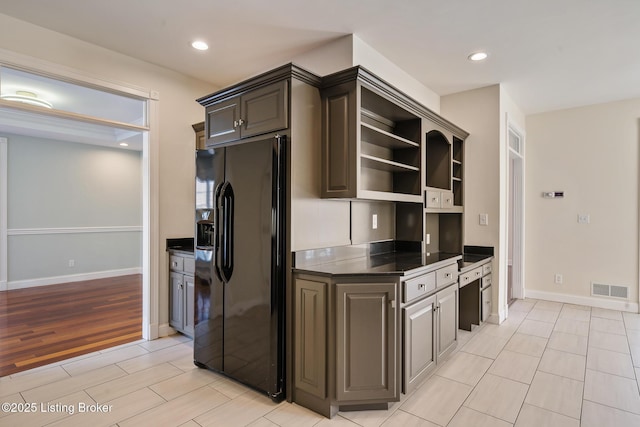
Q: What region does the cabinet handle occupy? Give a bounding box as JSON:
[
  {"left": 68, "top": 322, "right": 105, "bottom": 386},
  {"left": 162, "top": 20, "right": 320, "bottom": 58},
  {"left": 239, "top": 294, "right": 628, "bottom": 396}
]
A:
[
  {"left": 446, "top": 273, "right": 451, "bottom": 278},
  {"left": 233, "top": 120, "right": 239, "bottom": 128},
  {"left": 419, "top": 284, "right": 425, "bottom": 289},
  {"left": 238, "top": 118, "right": 245, "bottom": 126},
  {"left": 476, "top": 271, "right": 481, "bottom": 276}
]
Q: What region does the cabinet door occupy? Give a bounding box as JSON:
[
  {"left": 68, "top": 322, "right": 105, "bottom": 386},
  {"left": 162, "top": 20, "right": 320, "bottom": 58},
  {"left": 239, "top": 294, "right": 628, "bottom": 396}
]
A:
[
  {"left": 294, "top": 278, "right": 327, "bottom": 399},
  {"left": 169, "top": 272, "right": 184, "bottom": 331},
  {"left": 205, "top": 96, "right": 241, "bottom": 146},
  {"left": 240, "top": 80, "right": 288, "bottom": 139},
  {"left": 482, "top": 286, "right": 492, "bottom": 322},
  {"left": 336, "top": 283, "right": 397, "bottom": 402},
  {"left": 436, "top": 284, "right": 458, "bottom": 361},
  {"left": 183, "top": 274, "right": 195, "bottom": 336},
  {"left": 403, "top": 294, "right": 436, "bottom": 393}
]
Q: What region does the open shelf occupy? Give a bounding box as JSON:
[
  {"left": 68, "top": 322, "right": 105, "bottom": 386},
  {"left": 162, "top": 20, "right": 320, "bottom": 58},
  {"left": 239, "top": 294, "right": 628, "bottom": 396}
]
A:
[
  {"left": 361, "top": 154, "right": 420, "bottom": 173},
  {"left": 361, "top": 122, "right": 419, "bottom": 149}
]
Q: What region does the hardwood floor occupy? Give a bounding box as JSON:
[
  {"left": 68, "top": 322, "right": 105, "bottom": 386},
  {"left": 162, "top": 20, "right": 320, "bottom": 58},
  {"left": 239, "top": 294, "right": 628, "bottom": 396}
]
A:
[{"left": 0, "top": 274, "right": 142, "bottom": 377}]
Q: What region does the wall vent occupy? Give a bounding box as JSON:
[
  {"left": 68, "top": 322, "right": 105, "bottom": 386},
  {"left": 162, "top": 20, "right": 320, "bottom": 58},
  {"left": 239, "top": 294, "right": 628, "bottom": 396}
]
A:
[{"left": 591, "top": 283, "right": 629, "bottom": 300}]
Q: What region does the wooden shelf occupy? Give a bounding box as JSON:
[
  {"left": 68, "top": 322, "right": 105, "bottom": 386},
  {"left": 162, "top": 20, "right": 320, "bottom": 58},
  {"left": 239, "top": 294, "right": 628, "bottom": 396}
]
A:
[
  {"left": 359, "top": 189, "right": 422, "bottom": 203},
  {"left": 361, "top": 154, "right": 420, "bottom": 173},
  {"left": 361, "top": 122, "right": 419, "bottom": 149}
]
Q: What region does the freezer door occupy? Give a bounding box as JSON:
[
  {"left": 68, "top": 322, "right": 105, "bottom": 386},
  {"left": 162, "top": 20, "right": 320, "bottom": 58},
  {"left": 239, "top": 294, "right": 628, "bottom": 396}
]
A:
[
  {"left": 223, "top": 136, "right": 285, "bottom": 398},
  {"left": 194, "top": 148, "right": 225, "bottom": 370}
]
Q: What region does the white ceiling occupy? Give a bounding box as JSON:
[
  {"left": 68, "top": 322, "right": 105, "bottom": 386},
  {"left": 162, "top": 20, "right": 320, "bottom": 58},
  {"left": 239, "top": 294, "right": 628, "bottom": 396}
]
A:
[{"left": 0, "top": 0, "right": 639, "bottom": 115}]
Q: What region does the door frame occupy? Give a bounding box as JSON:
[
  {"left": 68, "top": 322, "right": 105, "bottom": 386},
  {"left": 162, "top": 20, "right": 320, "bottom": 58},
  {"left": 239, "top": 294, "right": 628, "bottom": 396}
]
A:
[
  {"left": 0, "top": 48, "right": 159, "bottom": 340},
  {"left": 506, "top": 115, "right": 525, "bottom": 301}
]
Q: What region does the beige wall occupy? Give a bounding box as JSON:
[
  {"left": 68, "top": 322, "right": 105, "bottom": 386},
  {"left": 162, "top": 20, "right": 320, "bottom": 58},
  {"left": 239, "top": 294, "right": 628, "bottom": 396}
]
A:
[
  {"left": 526, "top": 98, "right": 640, "bottom": 310},
  {"left": 0, "top": 13, "right": 216, "bottom": 327}
]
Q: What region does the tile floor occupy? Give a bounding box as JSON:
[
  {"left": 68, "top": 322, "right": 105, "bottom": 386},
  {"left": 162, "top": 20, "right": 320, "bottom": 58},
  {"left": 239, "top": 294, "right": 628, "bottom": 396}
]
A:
[{"left": 1, "top": 299, "right": 640, "bottom": 426}]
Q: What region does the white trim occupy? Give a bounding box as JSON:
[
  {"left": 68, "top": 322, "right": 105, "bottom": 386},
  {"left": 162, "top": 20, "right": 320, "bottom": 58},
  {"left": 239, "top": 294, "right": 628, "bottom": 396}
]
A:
[
  {"left": 7, "top": 267, "right": 142, "bottom": 290},
  {"left": 525, "top": 289, "right": 639, "bottom": 313},
  {"left": 0, "top": 137, "right": 7, "bottom": 292},
  {"left": 158, "top": 323, "right": 177, "bottom": 338},
  {"left": 506, "top": 114, "right": 526, "bottom": 302},
  {"left": 7, "top": 226, "right": 142, "bottom": 236}
]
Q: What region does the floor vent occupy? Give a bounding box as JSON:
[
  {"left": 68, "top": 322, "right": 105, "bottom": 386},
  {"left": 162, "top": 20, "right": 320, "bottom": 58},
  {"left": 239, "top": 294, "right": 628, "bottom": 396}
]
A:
[{"left": 592, "top": 283, "right": 629, "bottom": 299}]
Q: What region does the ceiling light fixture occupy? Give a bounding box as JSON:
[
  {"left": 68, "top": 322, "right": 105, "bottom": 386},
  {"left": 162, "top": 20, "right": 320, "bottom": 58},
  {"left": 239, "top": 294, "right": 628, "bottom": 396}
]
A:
[
  {"left": 468, "top": 52, "right": 488, "bottom": 61},
  {"left": 191, "top": 40, "right": 209, "bottom": 51},
  {"left": 1, "top": 90, "right": 53, "bottom": 108},
  {"left": 119, "top": 142, "right": 129, "bottom": 147}
]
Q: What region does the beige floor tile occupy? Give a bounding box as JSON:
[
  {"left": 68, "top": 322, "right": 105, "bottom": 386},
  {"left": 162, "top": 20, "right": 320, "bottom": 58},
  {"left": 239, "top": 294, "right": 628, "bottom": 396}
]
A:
[
  {"left": 504, "top": 333, "right": 547, "bottom": 357},
  {"left": 479, "top": 323, "right": 519, "bottom": 340},
  {"left": 588, "top": 329, "right": 630, "bottom": 354},
  {"left": 538, "top": 348, "right": 586, "bottom": 381},
  {"left": 525, "top": 307, "right": 559, "bottom": 323},
  {"left": 339, "top": 401, "right": 400, "bottom": 427},
  {"left": 21, "top": 364, "right": 127, "bottom": 403},
  {"left": 137, "top": 334, "right": 192, "bottom": 352},
  {"left": 116, "top": 343, "right": 193, "bottom": 374},
  {"left": 449, "top": 406, "right": 513, "bottom": 427},
  {"left": 400, "top": 375, "right": 472, "bottom": 426},
  {"left": 553, "top": 318, "right": 590, "bottom": 337},
  {"left": 169, "top": 354, "right": 202, "bottom": 372},
  {"left": 591, "top": 307, "right": 623, "bottom": 321},
  {"left": 435, "top": 351, "right": 493, "bottom": 386},
  {"left": 627, "top": 329, "right": 640, "bottom": 367},
  {"left": 534, "top": 300, "right": 563, "bottom": 311},
  {"left": 515, "top": 403, "right": 579, "bottom": 427},
  {"left": 180, "top": 421, "right": 208, "bottom": 427},
  {"left": 0, "top": 393, "right": 25, "bottom": 420},
  {"left": 584, "top": 369, "right": 640, "bottom": 414},
  {"left": 119, "top": 386, "right": 230, "bottom": 426},
  {"left": 1, "top": 390, "right": 92, "bottom": 427},
  {"left": 464, "top": 373, "right": 528, "bottom": 423},
  {"left": 264, "top": 402, "right": 325, "bottom": 427},
  {"left": 559, "top": 306, "right": 591, "bottom": 322},
  {"left": 547, "top": 331, "right": 588, "bottom": 356},
  {"left": 85, "top": 362, "right": 183, "bottom": 402},
  {"left": 517, "top": 319, "right": 554, "bottom": 339},
  {"left": 47, "top": 387, "right": 165, "bottom": 427},
  {"left": 210, "top": 377, "right": 252, "bottom": 399},
  {"left": 380, "top": 410, "right": 439, "bottom": 427},
  {"left": 314, "top": 415, "right": 364, "bottom": 426},
  {"left": 61, "top": 345, "right": 149, "bottom": 376},
  {"left": 586, "top": 347, "right": 636, "bottom": 379},
  {"left": 0, "top": 365, "right": 70, "bottom": 398},
  {"left": 461, "top": 332, "right": 510, "bottom": 359},
  {"left": 590, "top": 317, "right": 626, "bottom": 336},
  {"left": 581, "top": 400, "right": 640, "bottom": 427},
  {"left": 150, "top": 368, "right": 222, "bottom": 400},
  {"left": 509, "top": 299, "right": 536, "bottom": 313},
  {"left": 524, "top": 371, "right": 583, "bottom": 419},
  {"left": 488, "top": 350, "right": 540, "bottom": 384},
  {"left": 623, "top": 312, "right": 640, "bottom": 331},
  {"left": 194, "top": 389, "right": 283, "bottom": 427}
]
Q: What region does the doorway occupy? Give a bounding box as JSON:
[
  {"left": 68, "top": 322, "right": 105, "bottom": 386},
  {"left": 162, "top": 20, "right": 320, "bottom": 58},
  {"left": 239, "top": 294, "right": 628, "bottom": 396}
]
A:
[
  {"left": 0, "top": 61, "right": 156, "bottom": 374},
  {"left": 507, "top": 120, "right": 525, "bottom": 304}
]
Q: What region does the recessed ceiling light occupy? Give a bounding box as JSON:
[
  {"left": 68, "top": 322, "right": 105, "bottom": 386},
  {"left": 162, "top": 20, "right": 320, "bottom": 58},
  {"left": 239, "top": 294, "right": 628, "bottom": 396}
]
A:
[
  {"left": 468, "top": 52, "right": 488, "bottom": 61},
  {"left": 191, "top": 40, "right": 209, "bottom": 51},
  {"left": 119, "top": 142, "right": 129, "bottom": 147}
]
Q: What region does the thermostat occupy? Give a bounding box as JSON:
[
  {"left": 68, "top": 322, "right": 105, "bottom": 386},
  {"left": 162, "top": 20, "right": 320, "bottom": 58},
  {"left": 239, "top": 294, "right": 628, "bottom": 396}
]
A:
[{"left": 542, "top": 191, "right": 564, "bottom": 199}]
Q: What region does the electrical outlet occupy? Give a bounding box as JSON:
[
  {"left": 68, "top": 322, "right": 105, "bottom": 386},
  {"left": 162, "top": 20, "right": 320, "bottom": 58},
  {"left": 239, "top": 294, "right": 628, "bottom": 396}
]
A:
[
  {"left": 68, "top": 259, "right": 75, "bottom": 268},
  {"left": 479, "top": 213, "right": 489, "bottom": 226},
  {"left": 578, "top": 214, "right": 590, "bottom": 224},
  {"left": 372, "top": 214, "right": 378, "bottom": 230},
  {"left": 554, "top": 273, "right": 563, "bottom": 284}
]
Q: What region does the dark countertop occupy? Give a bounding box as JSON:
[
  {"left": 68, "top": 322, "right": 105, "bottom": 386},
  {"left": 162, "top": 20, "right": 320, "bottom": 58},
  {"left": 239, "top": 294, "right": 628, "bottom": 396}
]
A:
[
  {"left": 293, "top": 251, "right": 462, "bottom": 277},
  {"left": 166, "top": 237, "right": 194, "bottom": 254}
]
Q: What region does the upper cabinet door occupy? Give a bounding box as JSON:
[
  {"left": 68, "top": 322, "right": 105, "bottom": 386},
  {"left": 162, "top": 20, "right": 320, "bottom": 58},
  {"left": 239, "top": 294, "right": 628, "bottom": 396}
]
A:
[
  {"left": 206, "top": 97, "right": 241, "bottom": 146},
  {"left": 241, "top": 80, "right": 288, "bottom": 139}
]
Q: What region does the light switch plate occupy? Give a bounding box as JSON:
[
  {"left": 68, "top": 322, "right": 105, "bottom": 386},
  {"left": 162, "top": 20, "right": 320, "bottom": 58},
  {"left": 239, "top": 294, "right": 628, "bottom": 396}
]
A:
[
  {"left": 578, "top": 214, "right": 590, "bottom": 224},
  {"left": 372, "top": 214, "right": 378, "bottom": 229},
  {"left": 479, "top": 213, "right": 489, "bottom": 226}
]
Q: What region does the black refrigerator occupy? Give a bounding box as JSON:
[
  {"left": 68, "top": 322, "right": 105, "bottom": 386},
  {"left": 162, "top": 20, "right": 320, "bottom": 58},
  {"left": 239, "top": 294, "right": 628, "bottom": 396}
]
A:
[{"left": 193, "top": 135, "right": 286, "bottom": 401}]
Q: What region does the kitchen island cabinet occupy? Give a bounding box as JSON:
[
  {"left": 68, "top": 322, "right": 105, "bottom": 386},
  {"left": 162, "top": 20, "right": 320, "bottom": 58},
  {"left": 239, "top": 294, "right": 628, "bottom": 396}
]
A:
[{"left": 292, "top": 250, "right": 460, "bottom": 417}]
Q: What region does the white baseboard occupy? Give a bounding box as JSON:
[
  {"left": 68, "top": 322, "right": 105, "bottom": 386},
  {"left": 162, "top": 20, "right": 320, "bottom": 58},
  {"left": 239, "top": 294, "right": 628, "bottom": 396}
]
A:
[
  {"left": 158, "top": 323, "right": 176, "bottom": 338},
  {"left": 7, "top": 267, "right": 142, "bottom": 290},
  {"left": 525, "top": 289, "right": 639, "bottom": 313},
  {"left": 0, "top": 280, "right": 6, "bottom": 292}
]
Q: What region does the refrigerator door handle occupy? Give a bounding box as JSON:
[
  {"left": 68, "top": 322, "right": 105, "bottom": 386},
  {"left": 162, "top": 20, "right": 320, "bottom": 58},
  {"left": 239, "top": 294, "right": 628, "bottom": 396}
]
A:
[
  {"left": 220, "top": 181, "right": 235, "bottom": 283},
  {"left": 214, "top": 181, "right": 225, "bottom": 282}
]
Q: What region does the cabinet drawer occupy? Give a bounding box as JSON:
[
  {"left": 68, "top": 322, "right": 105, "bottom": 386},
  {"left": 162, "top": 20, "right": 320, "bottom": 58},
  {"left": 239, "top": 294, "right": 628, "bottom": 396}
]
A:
[
  {"left": 482, "top": 287, "right": 492, "bottom": 322},
  {"left": 441, "top": 191, "right": 454, "bottom": 209},
  {"left": 403, "top": 272, "right": 436, "bottom": 303},
  {"left": 482, "top": 262, "right": 492, "bottom": 276},
  {"left": 183, "top": 257, "right": 195, "bottom": 274},
  {"left": 436, "top": 264, "right": 458, "bottom": 287},
  {"left": 482, "top": 274, "right": 492, "bottom": 289},
  {"left": 459, "top": 267, "right": 482, "bottom": 287},
  {"left": 425, "top": 190, "right": 441, "bottom": 209},
  {"left": 170, "top": 255, "right": 184, "bottom": 272}
]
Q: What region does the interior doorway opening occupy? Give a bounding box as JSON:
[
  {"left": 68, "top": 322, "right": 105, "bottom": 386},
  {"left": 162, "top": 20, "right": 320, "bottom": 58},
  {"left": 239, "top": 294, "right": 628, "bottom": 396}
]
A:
[{"left": 507, "top": 120, "right": 525, "bottom": 304}]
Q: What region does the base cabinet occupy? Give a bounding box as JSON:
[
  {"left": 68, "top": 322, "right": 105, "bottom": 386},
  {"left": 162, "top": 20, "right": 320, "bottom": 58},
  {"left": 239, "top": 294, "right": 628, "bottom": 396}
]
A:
[
  {"left": 402, "top": 277, "right": 458, "bottom": 393},
  {"left": 169, "top": 252, "right": 195, "bottom": 337}
]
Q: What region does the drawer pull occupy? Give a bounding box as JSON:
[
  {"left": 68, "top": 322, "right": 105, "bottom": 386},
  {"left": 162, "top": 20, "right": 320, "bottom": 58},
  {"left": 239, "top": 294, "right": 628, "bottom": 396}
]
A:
[
  {"left": 419, "top": 284, "right": 425, "bottom": 289},
  {"left": 476, "top": 271, "right": 481, "bottom": 276}
]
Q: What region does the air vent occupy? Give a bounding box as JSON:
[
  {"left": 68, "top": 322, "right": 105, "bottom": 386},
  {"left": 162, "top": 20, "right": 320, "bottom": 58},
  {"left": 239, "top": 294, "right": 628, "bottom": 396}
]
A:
[{"left": 591, "top": 282, "right": 629, "bottom": 299}]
